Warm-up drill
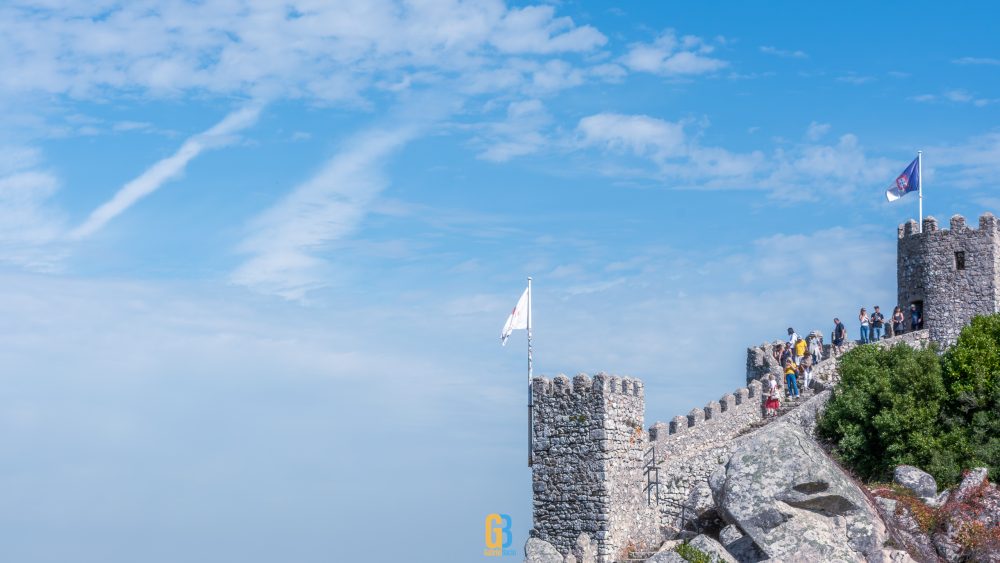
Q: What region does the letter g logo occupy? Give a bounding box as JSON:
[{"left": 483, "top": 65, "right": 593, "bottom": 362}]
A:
[{"left": 485, "top": 513, "right": 512, "bottom": 549}]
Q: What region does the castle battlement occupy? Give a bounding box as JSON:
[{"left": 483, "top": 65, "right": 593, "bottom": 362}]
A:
[
  {"left": 898, "top": 212, "right": 999, "bottom": 239},
  {"left": 897, "top": 212, "right": 1000, "bottom": 345},
  {"left": 532, "top": 372, "right": 644, "bottom": 398},
  {"left": 649, "top": 380, "right": 761, "bottom": 439}
]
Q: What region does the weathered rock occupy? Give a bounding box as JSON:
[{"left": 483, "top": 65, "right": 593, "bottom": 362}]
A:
[
  {"left": 954, "top": 467, "right": 988, "bottom": 501},
  {"left": 718, "top": 524, "right": 743, "bottom": 547},
  {"left": 878, "top": 548, "right": 918, "bottom": 562},
  {"left": 893, "top": 465, "right": 937, "bottom": 499},
  {"left": 871, "top": 489, "right": 939, "bottom": 562},
  {"left": 643, "top": 550, "right": 686, "bottom": 563},
  {"left": 688, "top": 535, "right": 737, "bottom": 563},
  {"left": 932, "top": 468, "right": 1000, "bottom": 562},
  {"left": 572, "top": 533, "right": 596, "bottom": 563},
  {"left": 710, "top": 422, "right": 885, "bottom": 562},
  {"left": 525, "top": 537, "right": 563, "bottom": 563},
  {"left": 562, "top": 555, "right": 576, "bottom": 563}
]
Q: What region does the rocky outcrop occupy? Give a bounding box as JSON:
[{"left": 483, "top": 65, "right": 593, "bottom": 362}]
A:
[
  {"left": 687, "top": 534, "right": 737, "bottom": 563},
  {"left": 525, "top": 537, "right": 563, "bottom": 563},
  {"left": 873, "top": 466, "right": 1000, "bottom": 563},
  {"left": 894, "top": 465, "right": 938, "bottom": 499},
  {"left": 709, "top": 422, "right": 886, "bottom": 562}
]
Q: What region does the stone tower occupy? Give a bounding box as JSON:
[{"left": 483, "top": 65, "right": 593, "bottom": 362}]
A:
[
  {"left": 897, "top": 213, "right": 1000, "bottom": 346},
  {"left": 530, "top": 373, "right": 659, "bottom": 562}
]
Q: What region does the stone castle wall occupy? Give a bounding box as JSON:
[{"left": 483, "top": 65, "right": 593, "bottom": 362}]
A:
[
  {"left": 531, "top": 374, "right": 659, "bottom": 562},
  {"left": 898, "top": 213, "right": 1000, "bottom": 346},
  {"left": 646, "top": 379, "right": 764, "bottom": 531}
]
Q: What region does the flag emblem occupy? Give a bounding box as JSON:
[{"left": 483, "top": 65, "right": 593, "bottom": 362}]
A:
[{"left": 885, "top": 156, "right": 920, "bottom": 202}]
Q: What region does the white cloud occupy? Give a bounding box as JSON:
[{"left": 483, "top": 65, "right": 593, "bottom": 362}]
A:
[
  {"left": 621, "top": 30, "right": 727, "bottom": 76},
  {"left": 837, "top": 74, "right": 875, "bottom": 85},
  {"left": 70, "top": 103, "right": 263, "bottom": 239},
  {"left": 490, "top": 5, "right": 606, "bottom": 54},
  {"left": 0, "top": 145, "right": 67, "bottom": 270},
  {"left": 805, "top": 121, "right": 831, "bottom": 141},
  {"left": 0, "top": 0, "right": 609, "bottom": 103},
  {"left": 952, "top": 57, "right": 1000, "bottom": 66},
  {"left": 760, "top": 46, "right": 808, "bottom": 59},
  {"left": 231, "top": 125, "right": 418, "bottom": 299},
  {"left": 909, "top": 89, "right": 993, "bottom": 107},
  {"left": 476, "top": 99, "right": 552, "bottom": 162},
  {"left": 577, "top": 113, "right": 687, "bottom": 158}
]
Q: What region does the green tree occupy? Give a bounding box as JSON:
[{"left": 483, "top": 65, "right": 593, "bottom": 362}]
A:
[
  {"left": 817, "top": 343, "right": 950, "bottom": 484},
  {"left": 941, "top": 315, "right": 1000, "bottom": 481}
]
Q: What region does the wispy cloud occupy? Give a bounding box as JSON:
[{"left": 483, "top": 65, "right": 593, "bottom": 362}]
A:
[
  {"left": 909, "top": 89, "right": 994, "bottom": 107},
  {"left": 952, "top": 57, "right": 1000, "bottom": 66},
  {"left": 760, "top": 46, "right": 808, "bottom": 59},
  {"left": 805, "top": 121, "right": 831, "bottom": 141},
  {"left": 621, "top": 30, "right": 727, "bottom": 76},
  {"left": 70, "top": 104, "right": 263, "bottom": 239},
  {"left": 231, "top": 124, "right": 419, "bottom": 299},
  {"left": 0, "top": 146, "right": 66, "bottom": 270}
]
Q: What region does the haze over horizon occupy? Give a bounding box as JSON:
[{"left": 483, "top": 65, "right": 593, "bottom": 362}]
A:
[{"left": 1, "top": 2, "right": 999, "bottom": 561}]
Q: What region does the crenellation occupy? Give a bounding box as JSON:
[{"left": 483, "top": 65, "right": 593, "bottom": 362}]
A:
[
  {"left": 923, "top": 215, "right": 938, "bottom": 232},
  {"left": 687, "top": 407, "right": 705, "bottom": 427},
  {"left": 704, "top": 400, "right": 721, "bottom": 420},
  {"left": 531, "top": 211, "right": 992, "bottom": 559},
  {"left": 720, "top": 393, "right": 735, "bottom": 412},
  {"left": 735, "top": 387, "right": 749, "bottom": 405},
  {"left": 669, "top": 416, "right": 687, "bottom": 434}
]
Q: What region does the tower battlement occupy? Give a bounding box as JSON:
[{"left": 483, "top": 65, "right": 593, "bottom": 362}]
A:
[{"left": 897, "top": 213, "right": 1000, "bottom": 345}]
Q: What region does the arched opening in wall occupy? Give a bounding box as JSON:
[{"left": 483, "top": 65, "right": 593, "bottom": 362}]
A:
[
  {"left": 910, "top": 300, "right": 924, "bottom": 330},
  {"left": 955, "top": 251, "right": 966, "bottom": 270}
]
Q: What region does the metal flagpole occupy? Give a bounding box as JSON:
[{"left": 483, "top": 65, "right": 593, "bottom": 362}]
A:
[
  {"left": 918, "top": 150, "right": 923, "bottom": 233},
  {"left": 527, "top": 276, "right": 533, "bottom": 467}
]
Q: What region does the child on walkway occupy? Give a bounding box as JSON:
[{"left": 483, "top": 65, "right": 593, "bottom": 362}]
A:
[{"left": 765, "top": 374, "right": 780, "bottom": 417}]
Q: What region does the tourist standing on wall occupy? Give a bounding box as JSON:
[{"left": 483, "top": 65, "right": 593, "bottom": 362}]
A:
[
  {"left": 833, "top": 317, "right": 847, "bottom": 354},
  {"left": 892, "top": 306, "right": 905, "bottom": 335},
  {"left": 910, "top": 304, "right": 922, "bottom": 331},
  {"left": 800, "top": 355, "right": 813, "bottom": 391},
  {"left": 808, "top": 332, "right": 823, "bottom": 363},
  {"left": 859, "top": 307, "right": 870, "bottom": 344},
  {"left": 787, "top": 327, "right": 798, "bottom": 346},
  {"left": 794, "top": 337, "right": 807, "bottom": 364},
  {"left": 765, "top": 375, "right": 780, "bottom": 417},
  {"left": 871, "top": 306, "right": 885, "bottom": 341},
  {"left": 784, "top": 358, "right": 800, "bottom": 399}
]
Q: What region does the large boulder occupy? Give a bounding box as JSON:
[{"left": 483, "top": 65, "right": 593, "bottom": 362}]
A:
[
  {"left": 525, "top": 537, "right": 563, "bottom": 563},
  {"left": 709, "top": 422, "right": 886, "bottom": 562},
  {"left": 893, "top": 465, "right": 937, "bottom": 499},
  {"left": 687, "top": 535, "right": 737, "bottom": 563}
]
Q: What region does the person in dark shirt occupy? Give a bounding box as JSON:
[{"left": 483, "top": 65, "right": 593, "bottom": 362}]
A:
[
  {"left": 871, "top": 306, "right": 885, "bottom": 341},
  {"left": 833, "top": 317, "right": 847, "bottom": 355},
  {"left": 910, "top": 304, "right": 922, "bottom": 331}
]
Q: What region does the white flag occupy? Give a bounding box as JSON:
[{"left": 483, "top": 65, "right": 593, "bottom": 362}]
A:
[{"left": 500, "top": 286, "right": 530, "bottom": 346}]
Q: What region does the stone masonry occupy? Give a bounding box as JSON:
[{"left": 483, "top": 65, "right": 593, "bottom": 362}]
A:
[
  {"left": 531, "top": 373, "right": 659, "bottom": 563},
  {"left": 898, "top": 213, "right": 1000, "bottom": 346},
  {"left": 529, "top": 211, "right": 990, "bottom": 562}
]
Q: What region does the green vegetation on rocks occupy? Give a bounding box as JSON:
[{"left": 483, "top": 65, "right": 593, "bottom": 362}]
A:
[{"left": 818, "top": 314, "right": 1000, "bottom": 487}]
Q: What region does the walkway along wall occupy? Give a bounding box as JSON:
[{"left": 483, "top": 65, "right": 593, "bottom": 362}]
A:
[{"left": 529, "top": 330, "right": 929, "bottom": 561}]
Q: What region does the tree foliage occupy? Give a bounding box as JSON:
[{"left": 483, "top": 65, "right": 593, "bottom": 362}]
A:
[{"left": 818, "top": 314, "right": 1000, "bottom": 488}]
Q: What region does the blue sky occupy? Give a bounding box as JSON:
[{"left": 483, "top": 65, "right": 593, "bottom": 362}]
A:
[{"left": 1, "top": 1, "right": 999, "bottom": 561}]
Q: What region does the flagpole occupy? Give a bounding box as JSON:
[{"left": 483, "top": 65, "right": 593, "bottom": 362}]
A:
[
  {"left": 918, "top": 150, "right": 923, "bottom": 233},
  {"left": 527, "top": 276, "right": 533, "bottom": 467}
]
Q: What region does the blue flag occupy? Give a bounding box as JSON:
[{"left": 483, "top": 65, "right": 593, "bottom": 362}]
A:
[{"left": 885, "top": 156, "right": 920, "bottom": 202}]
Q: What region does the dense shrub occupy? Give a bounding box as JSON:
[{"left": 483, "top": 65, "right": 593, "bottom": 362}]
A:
[{"left": 818, "top": 314, "right": 1000, "bottom": 487}]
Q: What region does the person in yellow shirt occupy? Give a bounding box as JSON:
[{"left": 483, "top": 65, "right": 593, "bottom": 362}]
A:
[
  {"left": 784, "top": 358, "right": 800, "bottom": 398},
  {"left": 794, "top": 337, "right": 807, "bottom": 363}
]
